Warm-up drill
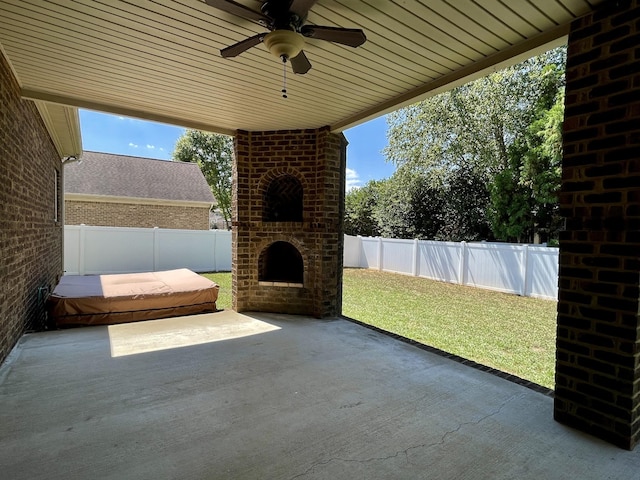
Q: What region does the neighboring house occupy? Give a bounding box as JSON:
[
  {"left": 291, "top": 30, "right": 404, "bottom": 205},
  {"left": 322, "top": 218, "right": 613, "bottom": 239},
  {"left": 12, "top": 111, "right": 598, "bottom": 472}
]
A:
[
  {"left": 209, "top": 210, "right": 230, "bottom": 230},
  {"left": 64, "top": 151, "right": 214, "bottom": 230}
]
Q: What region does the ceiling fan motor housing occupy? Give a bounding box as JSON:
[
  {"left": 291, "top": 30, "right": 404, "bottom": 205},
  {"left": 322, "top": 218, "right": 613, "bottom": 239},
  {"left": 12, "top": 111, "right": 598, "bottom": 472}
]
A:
[
  {"left": 261, "top": 1, "right": 305, "bottom": 30},
  {"left": 263, "top": 30, "right": 305, "bottom": 59}
]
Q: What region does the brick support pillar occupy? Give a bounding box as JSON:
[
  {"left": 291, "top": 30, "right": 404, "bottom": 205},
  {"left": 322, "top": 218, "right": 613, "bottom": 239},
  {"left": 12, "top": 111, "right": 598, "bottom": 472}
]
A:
[
  {"left": 555, "top": 0, "right": 640, "bottom": 450},
  {"left": 232, "top": 127, "right": 346, "bottom": 317}
]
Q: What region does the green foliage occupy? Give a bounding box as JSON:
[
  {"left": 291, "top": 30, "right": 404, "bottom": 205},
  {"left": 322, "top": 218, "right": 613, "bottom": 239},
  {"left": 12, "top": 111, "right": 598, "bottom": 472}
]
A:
[
  {"left": 173, "top": 130, "right": 233, "bottom": 227},
  {"left": 436, "top": 166, "right": 492, "bottom": 242},
  {"left": 383, "top": 47, "right": 566, "bottom": 243},
  {"left": 375, "top": 168, "right": 444, "bottom": 240},
  {"left": 344, "top": 181, "right": 383, "bottom": 237},
  {"left": 488, "top": 165, "right": 532, "bottom": 242},
  {"left": 346, "top": 166, "right": 491, "bottom": 241},
  {"left": 520, "top": 91, "right": 565, "bottom": 243}
]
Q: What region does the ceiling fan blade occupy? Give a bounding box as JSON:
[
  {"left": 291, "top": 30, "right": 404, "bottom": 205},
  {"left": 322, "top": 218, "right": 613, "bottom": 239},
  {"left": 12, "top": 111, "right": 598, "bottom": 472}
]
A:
[
  {"left": 220, "top": 33, "right": 267, "bottom": 57},
  {"left": 300, "top": 25, "right": 366, "bottom": 47},
  {"left": 204, "top": 0, "right": 271, "bottom": 25},
  {"left": 290, "top": 50, "right": 312, "bottom": 74},
  {"left": 289, "top": 0, "right": 317, "bottom": 19}
]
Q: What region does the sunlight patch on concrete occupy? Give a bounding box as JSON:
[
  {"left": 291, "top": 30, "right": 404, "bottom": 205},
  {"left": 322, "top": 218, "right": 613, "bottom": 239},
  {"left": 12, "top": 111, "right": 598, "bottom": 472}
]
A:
[{"left": 108, "top": 310, "right": 280, "bottom": 357}]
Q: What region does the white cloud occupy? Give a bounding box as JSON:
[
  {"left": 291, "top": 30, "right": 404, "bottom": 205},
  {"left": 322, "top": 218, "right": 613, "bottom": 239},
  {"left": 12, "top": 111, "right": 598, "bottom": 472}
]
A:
[
  {"left": 345, "top": 168, "right": 361, "bottom": 191},
  {"left": 159, "top": 147, "right": 165, "bottom": 152},
  {"left": 146, "top": 144, "right": 155, "bottom": 149},
  {"left": 128, "top": 142, "right": 138, "bottom": 148}
]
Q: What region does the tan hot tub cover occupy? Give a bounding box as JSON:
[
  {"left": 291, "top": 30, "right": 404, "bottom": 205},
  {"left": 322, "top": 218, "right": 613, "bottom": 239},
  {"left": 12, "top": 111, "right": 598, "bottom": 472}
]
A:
[{"left": 48, "top": 268, "right": 219, "bottom": 327}]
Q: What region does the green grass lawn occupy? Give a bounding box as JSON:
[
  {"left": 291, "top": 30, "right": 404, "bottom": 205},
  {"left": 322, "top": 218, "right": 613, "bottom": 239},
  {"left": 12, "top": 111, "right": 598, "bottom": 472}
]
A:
[
  {"left": 202, "top": 268, "right": 557, "bottom": 389},
  {"left": 201, "top": 272, "right": 232, "bottom": 311},
  {"left": 342, "top": 269, "right": 557, "bottom": 389}
]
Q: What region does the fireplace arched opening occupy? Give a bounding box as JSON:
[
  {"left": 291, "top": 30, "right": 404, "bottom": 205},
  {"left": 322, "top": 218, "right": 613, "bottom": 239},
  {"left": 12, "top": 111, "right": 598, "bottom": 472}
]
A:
[
  {"left": 258, "top": 241, "right": 304, "bottom": 285},
  {"left": 263, "top": 174, "right": 303, "bottom": 222}
]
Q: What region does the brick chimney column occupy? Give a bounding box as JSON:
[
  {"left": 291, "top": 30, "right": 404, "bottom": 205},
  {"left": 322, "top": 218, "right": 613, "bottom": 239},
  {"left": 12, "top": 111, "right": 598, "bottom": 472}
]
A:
[{"left": 232, "top": 127, "right": 346, "bottom": 317}]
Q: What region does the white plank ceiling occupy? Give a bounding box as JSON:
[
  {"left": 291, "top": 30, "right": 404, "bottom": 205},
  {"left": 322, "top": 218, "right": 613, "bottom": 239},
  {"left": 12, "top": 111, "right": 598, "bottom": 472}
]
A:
[{"left": 0, "top": 0, "right": 604, "bottom": 135}]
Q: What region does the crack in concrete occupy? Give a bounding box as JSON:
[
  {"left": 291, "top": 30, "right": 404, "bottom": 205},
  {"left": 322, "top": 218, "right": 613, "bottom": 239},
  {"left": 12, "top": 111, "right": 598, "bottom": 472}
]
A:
[
  {"left": 288, "top": 393, "right": 526, "bottom": 479},
  {"left": 288, "top": 450, "right": 409, "bottom": 480},
  {"left": 404, "top": 392, "right": 527, "bottom": 464}
]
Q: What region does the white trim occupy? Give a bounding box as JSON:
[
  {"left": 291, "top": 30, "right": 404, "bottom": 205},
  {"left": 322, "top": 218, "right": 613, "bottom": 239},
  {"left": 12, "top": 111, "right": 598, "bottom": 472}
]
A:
[
  {"left": 65, "top": 193, "right": 212, "bottom": 209},
  {"left": 33, "top": 102, "right": 83, "bottom": 158},
  {"left": 23, "top": 89, "right": 236, "bottom": 137}
]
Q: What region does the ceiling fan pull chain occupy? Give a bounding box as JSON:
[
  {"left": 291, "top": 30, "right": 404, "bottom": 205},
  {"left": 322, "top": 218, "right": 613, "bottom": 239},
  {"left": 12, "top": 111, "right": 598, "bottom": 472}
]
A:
[{"left": 281, "top": 55, "right": 288, "bottom": 98}]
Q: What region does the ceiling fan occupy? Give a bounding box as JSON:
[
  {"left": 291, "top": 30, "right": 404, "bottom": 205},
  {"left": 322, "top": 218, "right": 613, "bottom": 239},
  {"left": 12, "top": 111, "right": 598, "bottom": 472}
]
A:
[{"left": 204, "top": 0, "right": 367, "bottom": 75}]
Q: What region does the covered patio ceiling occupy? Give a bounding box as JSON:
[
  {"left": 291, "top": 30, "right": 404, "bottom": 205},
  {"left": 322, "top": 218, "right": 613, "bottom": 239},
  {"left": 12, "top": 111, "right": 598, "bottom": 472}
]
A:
[{"left": 0, "top": 0, "right": 604, "bottom": 148}]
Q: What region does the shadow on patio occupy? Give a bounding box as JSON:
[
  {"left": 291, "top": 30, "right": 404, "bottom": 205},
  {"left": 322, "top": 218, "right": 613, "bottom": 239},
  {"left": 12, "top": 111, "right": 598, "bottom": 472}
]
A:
[{"left": 1, "top": 311, "right": 638, "bottom": 479}]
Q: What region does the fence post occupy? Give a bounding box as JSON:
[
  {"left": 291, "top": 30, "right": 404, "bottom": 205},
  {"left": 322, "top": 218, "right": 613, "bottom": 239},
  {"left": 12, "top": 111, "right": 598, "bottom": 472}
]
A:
[
  {"left": 377, "top": 237, "right": 383, "bottom": 271},
  {"left": 356, "top": 236, "right": 364, "bottom": 268},
  {"left": 153, "top": 227, "right": 159, "bottom": 272},
  {"left": 412, "top": 238, "right": 419, "bottom": 277},
  {"left": 458, "top": 241, "right": 466, "bottom": 286},
  {"left": 212, "top": 230, "right": 217, "bottom": 272},
  {"left": 521, "top": 244, "right": 530, "bottom": 296},
  {"left": 78, "top": 224, "right": 86, "bottom": 275}
]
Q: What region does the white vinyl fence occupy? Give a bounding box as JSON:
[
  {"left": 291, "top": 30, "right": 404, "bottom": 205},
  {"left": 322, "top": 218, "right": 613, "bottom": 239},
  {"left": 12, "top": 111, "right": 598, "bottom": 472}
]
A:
[
  {"left": 344, "top": 235, "right": 559, "bottom": 300},
  {"left": 64, "top": 225, "right": 232, "bottom": 275},
  {"left": 64, "top": 227, "right": 558, "bottom": 300}
]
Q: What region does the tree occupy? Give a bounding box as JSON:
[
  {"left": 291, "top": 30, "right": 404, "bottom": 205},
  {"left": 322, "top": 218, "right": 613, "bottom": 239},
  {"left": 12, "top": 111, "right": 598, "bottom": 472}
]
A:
[
  {"left": 520, "top": 91, "right": 565, "bottom": 243},
  {"left": 487, "top": 162, "right": 532, "bottom": 242},
  {"left": 343, "top": 167, "right": 491, "bottom": 241},
  {"left": 344, "top": 181, "right": 382, "bottom": 237},
  {"left": 490, "top": 62, "right": 565, "bottom": 242},
  {"left": 384, "top": 47, "right": 566, "bottom": 242},
  {"left": 173, "top": 130, "right": 233, "bottom": 227},
  {"left": 436, "top": 165, "right": 492, "bottom": 242},
  {"left": 374, "top": 168, "right": 445, "bottom": 240}
]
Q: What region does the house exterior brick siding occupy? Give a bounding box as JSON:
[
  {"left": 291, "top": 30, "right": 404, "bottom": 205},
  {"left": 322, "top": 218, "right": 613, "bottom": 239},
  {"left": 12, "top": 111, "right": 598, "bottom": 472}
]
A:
[
  {"left": 0, "top": 50, "right": 62, "bottom": 365},
  {"left": 65, "top": 199, "right": 210, "bottom": 230},
  {"left": 555, "top": 0, "right": 640, "bottom": 450},
  {"left": 232, "top": 127, "right": 345, "bottom": 318}
]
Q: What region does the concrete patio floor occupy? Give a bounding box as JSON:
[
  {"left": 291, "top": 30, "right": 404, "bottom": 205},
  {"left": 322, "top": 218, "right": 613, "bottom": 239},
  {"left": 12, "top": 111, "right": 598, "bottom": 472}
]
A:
[{"left": 1, "top": 311, "right": 639, "bottom": 479}]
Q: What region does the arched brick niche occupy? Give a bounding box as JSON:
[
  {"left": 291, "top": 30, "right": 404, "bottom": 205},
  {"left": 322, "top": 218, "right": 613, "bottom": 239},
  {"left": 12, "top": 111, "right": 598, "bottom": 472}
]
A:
[
  {"left": 263, "top": 174, "right": 303, "bottom": 222},
  {"left": 258, "top": 241, "right": 304, "bottom": 285},
  {"left": 233, "top": 127, "right": 347, "bottom": 317}
]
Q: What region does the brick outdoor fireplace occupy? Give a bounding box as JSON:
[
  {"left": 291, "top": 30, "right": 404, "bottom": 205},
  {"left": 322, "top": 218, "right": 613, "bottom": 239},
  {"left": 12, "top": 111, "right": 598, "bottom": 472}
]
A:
[{"left": 232, "top": 127, "right": 346, "bottom": 317}]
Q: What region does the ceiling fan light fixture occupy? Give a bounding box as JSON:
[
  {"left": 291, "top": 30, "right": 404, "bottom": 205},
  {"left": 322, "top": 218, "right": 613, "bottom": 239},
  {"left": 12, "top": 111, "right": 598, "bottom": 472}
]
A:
[{"left": 263, "top": 30, "right": 304, "bottom": 60}]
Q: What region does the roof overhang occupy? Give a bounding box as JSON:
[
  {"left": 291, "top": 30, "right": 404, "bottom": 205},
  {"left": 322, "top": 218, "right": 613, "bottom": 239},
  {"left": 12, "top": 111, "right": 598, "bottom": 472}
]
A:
[{"left": 0, "top": 1, "right": 605, "bottom": 138}]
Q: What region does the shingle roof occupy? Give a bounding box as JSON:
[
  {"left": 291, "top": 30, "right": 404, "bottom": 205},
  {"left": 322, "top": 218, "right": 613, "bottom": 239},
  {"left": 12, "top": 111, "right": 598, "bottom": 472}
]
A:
[{"left": 64, "top": 151, "right": 214, "bottom": 204}]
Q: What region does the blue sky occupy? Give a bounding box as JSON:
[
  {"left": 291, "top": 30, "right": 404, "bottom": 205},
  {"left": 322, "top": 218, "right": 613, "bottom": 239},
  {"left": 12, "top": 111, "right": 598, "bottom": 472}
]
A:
[{"left": 78, "top": 110, "right": 396, "bottom": 190}]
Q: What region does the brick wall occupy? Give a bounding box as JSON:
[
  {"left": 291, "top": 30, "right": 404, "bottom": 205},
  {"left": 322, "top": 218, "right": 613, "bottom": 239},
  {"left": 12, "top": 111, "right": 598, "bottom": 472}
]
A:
[
  {"left": 64, "top": 200, "right": 210, "bottom": 230},
  {"left": 556, "top": 0, "right": 640, "bottom": 450},
  {"left": 233, "top": 127, "right": 346, "bottom": 317},
  {"left": 0, "top": 51, "right": 62, "bottom": 364}
]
